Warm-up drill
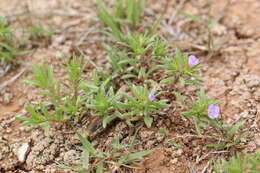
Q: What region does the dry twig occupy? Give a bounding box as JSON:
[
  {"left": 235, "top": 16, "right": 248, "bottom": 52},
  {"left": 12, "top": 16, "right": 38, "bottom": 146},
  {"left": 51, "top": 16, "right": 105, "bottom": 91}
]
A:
[{"left": 0, "top": 68, "right": 26, "bottom": 91}]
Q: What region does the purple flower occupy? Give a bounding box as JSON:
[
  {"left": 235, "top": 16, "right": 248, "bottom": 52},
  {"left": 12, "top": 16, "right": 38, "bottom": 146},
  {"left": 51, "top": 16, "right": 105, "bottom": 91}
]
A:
[
  {"left": 208, "top": 104, "right": 220, "bottom": 119},
  {"left": 188, "top": 55, "right": 199, "bottom": 67},
  {"left": 148, "top": 93, "right": 155, "bottom": 102}
]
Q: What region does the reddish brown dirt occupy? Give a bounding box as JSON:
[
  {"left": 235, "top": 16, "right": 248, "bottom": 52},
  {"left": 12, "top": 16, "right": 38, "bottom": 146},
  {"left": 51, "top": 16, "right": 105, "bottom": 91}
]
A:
[{"left": 0, "top": 0, "right": 259, "bottom": 172}]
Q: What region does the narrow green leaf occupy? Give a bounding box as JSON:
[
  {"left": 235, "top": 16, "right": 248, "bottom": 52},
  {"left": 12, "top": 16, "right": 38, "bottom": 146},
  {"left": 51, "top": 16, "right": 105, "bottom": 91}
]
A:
[
  {"left": 76, "top": 132, "right": 100, "bottom": 156},
  {"left": 144, "top": 115, "right": 153, "bottom": 128},
  {"left": 124, "top": 150, "right": 153, "bottom": 164},
  {"left": 96, "top": 161, "right": 104, "bottom": 173}
]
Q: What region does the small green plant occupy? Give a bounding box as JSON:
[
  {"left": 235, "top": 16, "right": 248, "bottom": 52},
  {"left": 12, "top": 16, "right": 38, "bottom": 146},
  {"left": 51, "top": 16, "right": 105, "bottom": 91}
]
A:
[
  {"left": 97, "top": 0, "right": 145, "bottom": 41},
  {"left": 18, "top": 56, "right": 85, "bottom": 135},
  {"left": 0, "top": 18, "right": 11, "bottom": 38},
  {"left": 63, "top": 57, "right": 84, "bottom": 106},
  {"left": 182, "top": 89, "right": 218, "bottom": 134},
  {"left": 122, "top": 32, "right": 154, "bottom": 56},
  {"left": 18, "top": 104, "right": 54, "bottom": 136},
  {"left": 151, "top": 38, "right": 168, "bottom": 57},
  {"left": 26, "top": 64, "right": 62, "bottom": 104},
  {"left": 27, "top": 25, "right": 53, "bottom": 40},
  {"left": 212, "top": 152, "right": 260, "bottom": 173},
  {"left": 164, "top": 139, "right": 182, "bottom": 149},
  {"left": 160, "top": 49, "right": 202, "bottom": 86},
  {"left": 183, "top": 89, "right": 246, "bottom": 148},
  {"left": 66, "top": 132, "right": 153, "bottom": 172},
  {"left": 106, "top": 34, "right": 162, "bottom": 81},
  {"left": 0, "top": 17, "right": 26, "bottom": 64},
  {"left": 208, "top": 121, "right": 246, "bottom": 148},
  {"left": 157, "top": 128, "right": 169, "bottom": 137},
  {"left": 26, "top": 25, "right": 53, "bottom": 46},
  {"left": 80, "top": 69, "right": 169, "bottom": 128},
  {"left": 86, "top": 86, "right": 123, "bottom": 128},
  {"left": 179, "top": 0, "right": 226, "bottom": 57},
  {"left": 97, "top": 1, "right": 167, "bottom": 82},
  {"left": 80, "top": 69, "right": 123, "bottom": 128},
  {"left": 116, "top": 0, "right": 145, "bottom": 28},
  {"left": 106, "top": 46, "right": 139, "bottom": 79},
  {"left": 119, "top": 85, "right": 168, "bottom": 127}
]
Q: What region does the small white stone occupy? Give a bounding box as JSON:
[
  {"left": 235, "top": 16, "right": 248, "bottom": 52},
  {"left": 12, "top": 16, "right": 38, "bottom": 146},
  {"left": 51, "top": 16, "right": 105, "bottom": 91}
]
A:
[{"left": 17, "top": 143, "right": 30, "bottom": 163}]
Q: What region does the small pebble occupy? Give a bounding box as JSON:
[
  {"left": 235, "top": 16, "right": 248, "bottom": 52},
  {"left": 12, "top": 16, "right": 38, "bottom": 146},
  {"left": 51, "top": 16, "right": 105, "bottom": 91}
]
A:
[{"left": 16, "top": 143, "right": 30, "bottom": 163}]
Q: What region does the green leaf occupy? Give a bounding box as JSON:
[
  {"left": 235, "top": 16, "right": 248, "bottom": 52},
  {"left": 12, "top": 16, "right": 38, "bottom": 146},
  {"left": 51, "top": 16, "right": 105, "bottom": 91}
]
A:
[
  {"left": 41, "top": 122, "right": 50, "bottom": 136},
  {"left": 144, "top": 115, "right": 153, "bottom": 128},
  {"left": 207, "top": 143, "right": 227, "bottom": 148},
  {"left": 82, "top": 150, "right": 89, "bottom": 169},
  {"left": 96, "top": 0, "right": 122, "bottom": 41},
  {"left": 159, "top": 77, "right": 174, "bottom": 84},
  {"left": 226, "top": 121, "right": 244, "bottom": 138},
  {"left": 76, "top": 132, "right": 102, "bottom": 157},
  {"left": 121, "top": 74, "right": 137, "bottom": 79},
  {"left": 96, "top": 161, "right": 104, "bottom": 173},
  {"left": 129, "top": 125, "right": 142, "bottom": 152},
  {"left": 178, "top": 10, "right": 207, "bottom": 25},
  {"left": 112, "top": 136, "right": 123, "bottom": 149},
  {"left": 102, "top": 113, "right": 117, "bottom": 128},
  {"left": 124, "top": 150, "right": 153, "bottom": 164}
]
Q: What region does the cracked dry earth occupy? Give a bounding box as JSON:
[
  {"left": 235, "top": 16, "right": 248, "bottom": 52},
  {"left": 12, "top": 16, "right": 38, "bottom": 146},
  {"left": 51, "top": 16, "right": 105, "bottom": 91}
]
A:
[{"left": 0, "top": 0, "right": 260, "bottom": 172}]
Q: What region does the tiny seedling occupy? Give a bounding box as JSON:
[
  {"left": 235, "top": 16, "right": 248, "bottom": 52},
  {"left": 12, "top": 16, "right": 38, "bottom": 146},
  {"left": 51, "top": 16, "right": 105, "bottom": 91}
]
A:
[
  {"left": 164, "top": 139, "right": 182, "bottom": 149},
  {"left": 179, "top": 0, "right": 226, "bottom": 58},
  {"left": 18, "top": 104, "right": 53, "bottom": 136},
  {"left": 208, "top": 121, "right": 246, "bottom": 148},
  {"left": 0, "top": 17, "right": 11, "bottom": 38},
  {"left": 26, "top": 64, "right": 62, "bottom": 105},
  {"left": 66, "top": 132, "right": 153, "bottom": 172},
  {"left": 0, "top": 17, "right": 27, "bottom": 64},
  {"left": 96, "top": 0, "right": 145, "bottom": 41},
  {"left": 26, "top": 24, "right": 53, "bottom": 46},
  {"left": 27, "top": 25, "right": 53, "bottom": 40},
  {"left": 212, "top": 151, "right": 260, "bottom": 173},
  {"left": 157, "top": 128, "right": 169, "bottom": 137}
]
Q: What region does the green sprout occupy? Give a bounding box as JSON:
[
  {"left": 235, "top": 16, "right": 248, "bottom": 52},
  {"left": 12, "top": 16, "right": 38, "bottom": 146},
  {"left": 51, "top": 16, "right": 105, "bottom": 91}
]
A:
[
  {"left": 96, "top": 0, "right": 145, "bottom": 41},
  {"left": 26, "top": 24, "right": 53, "bottom": 46},
  {"left": 179, "top": 0, "right": 227, "bottom": 58},
  {"left": 0, "top": 17, "right": 27, "bottom": 64},
  {"left": 119, "top": 85, "right": 168, "bottom": 127},
  {"left": 212, "top": 152, "right": 260, "bottom": 173},
  {"left": 65, "top": 132, "right": 153, "bottom": 173}
]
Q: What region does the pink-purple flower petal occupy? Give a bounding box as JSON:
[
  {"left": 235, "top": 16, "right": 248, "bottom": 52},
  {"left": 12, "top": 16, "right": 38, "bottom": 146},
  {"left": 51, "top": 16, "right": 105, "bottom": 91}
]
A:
[
  {"left": 208, "top": 104, "right": 220, "bottom": 119},
  {"left": 188, "top": 55, "right": 199, "bottom": 67},
  {"left": 148, "top": 93, "right": 155, "bottom": 102}
]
